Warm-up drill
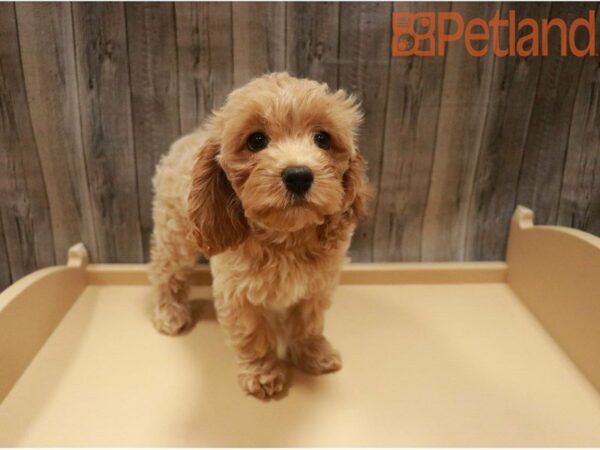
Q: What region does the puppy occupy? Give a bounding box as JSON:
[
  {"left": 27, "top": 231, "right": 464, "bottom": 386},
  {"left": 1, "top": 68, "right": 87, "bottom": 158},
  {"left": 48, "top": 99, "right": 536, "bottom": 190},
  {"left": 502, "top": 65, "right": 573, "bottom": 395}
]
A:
[{"left": 149, "top": 72, "right": 369, "bottom": 399}]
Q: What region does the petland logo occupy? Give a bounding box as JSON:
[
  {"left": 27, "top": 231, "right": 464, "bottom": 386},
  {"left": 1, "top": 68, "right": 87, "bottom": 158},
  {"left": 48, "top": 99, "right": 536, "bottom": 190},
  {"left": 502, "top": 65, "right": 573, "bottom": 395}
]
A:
[{"left": 392, "top": 10, "right": 596, "bottom": 57}]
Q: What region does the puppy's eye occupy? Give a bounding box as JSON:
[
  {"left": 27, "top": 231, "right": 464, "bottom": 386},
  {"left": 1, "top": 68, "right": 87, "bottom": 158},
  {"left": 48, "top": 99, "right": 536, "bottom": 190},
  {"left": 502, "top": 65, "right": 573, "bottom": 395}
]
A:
[
  {"left": 314, "top": 131, "right": 331, "bottom": 150},
  {"left": 247, "top": 132, "right": 269, "bottom": 152}
]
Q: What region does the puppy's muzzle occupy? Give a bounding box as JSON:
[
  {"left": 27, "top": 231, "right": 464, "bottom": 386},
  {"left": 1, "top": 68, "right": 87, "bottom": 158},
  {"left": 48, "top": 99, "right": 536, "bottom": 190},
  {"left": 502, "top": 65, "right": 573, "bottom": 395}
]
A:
[{"left": 281, "top": 166, "right": 313, "bottom": 195}]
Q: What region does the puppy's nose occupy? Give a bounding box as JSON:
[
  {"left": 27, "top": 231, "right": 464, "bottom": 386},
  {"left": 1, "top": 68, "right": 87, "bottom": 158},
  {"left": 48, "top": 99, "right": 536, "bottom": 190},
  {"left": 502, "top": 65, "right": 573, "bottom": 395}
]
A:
[{"left": 281, "top": 166, "right": 313, "bottom": 195}]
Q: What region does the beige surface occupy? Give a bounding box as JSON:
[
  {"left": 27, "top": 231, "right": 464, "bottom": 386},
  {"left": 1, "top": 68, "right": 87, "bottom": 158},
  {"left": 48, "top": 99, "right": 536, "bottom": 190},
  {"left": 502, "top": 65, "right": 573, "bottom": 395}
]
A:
[
  {"left": 85, "top": 261, "right": 509, "bottom": 286},
  {"left": 0, "top": 252, "right": 87, "bottom": 402},
  {"left": 1, "top": 206, "right": 600, "bottom": 446},
  {"left": 507, "top": 206, "right": 600, "bottom": 393},
  {"left": 1, "top": 283, "right": 600, "bottom": 447},
  {"left": 0, "top": 244, "right": 88, "bottom": 402}
]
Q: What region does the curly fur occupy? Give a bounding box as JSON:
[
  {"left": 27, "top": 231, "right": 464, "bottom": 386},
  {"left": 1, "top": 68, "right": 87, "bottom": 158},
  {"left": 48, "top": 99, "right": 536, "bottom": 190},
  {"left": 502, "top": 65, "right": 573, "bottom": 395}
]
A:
[{"left": 149, "top": 73, "right": 370, "bottom": 399}]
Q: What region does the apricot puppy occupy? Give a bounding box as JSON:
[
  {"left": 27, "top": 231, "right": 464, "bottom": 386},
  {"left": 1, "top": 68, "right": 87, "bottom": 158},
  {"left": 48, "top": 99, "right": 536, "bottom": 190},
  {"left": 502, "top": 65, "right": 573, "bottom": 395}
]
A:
[{"left": 149, "top": 72, "right": 369, "bottom": 399}]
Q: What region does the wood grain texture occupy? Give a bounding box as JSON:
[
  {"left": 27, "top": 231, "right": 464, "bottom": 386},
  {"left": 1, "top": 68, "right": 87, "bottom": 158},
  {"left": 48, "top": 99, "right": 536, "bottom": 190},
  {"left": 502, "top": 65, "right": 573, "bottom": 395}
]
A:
[
  {"left": 0, "top": 3, "right": 55, "bottom": 281},
  {"left": 338, "top": 1, "right": 393, "bottom": 262},
  {"left": 516, "top": 2, "right": 594, "bottom": 226},
  {"left": 286, "top": 2, "right": 340, "bottom": 87},
  {"left": 15, "top": 2, "right": 98, "bottom": 264},
  {"left": 373, "top": 2, "right": 448, "bottom": 262},
  {"left": 421, "top": 2, "right": 497, "bottom": 261},
  {"left": 465, "top": 2, "right": 551, "bottom": 261},
  {"left": 1, "top": 1, "right": 600, "bottom": 286},
  {"left": 232, "top": 2, "right": 285, "bottom": 87},
  {"left": 72, "top": 3, "right": 143, "bottom": 263},
  {"left": 0, "top": 211, "right": 12, "bottom": 291},
  {"left": 176, "top": 2, "right": 234, "bottom": 134},
  {"left": 126, "top": 3, "right": 180, "bottom": 260},
  {"left": 558, "top": 4, "right": 600, "bottom": 237}
]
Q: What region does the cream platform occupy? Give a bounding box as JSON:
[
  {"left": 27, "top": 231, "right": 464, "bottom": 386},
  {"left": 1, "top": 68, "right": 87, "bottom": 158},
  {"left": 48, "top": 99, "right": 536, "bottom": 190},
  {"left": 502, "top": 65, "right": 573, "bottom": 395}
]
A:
[{"left": 1, "top": 207, "right": 599, "bottom": 446}]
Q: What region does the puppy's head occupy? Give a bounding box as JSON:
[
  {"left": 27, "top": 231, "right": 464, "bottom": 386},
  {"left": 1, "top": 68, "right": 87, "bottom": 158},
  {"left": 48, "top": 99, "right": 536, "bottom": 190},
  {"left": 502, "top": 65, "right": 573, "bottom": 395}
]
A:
[{"left": 189, "top": 72, "right": 369, "bottom": 256}]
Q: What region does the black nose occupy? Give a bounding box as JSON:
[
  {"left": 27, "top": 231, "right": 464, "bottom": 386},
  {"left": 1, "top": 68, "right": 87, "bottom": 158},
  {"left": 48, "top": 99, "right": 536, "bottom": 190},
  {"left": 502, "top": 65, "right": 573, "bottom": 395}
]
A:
[{"left": 281, "top": 166, "right": 314, "bottom": 195}]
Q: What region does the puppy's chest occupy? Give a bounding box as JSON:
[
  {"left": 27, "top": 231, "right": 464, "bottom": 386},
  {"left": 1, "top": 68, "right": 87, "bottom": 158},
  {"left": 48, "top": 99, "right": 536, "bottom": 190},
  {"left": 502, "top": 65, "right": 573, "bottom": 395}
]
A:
[
  {"left": 216, "top": 242, "right": 345, "bottom": 307},
  {"left": 251, "top": 250, "right": 336, "bottom": 307}
]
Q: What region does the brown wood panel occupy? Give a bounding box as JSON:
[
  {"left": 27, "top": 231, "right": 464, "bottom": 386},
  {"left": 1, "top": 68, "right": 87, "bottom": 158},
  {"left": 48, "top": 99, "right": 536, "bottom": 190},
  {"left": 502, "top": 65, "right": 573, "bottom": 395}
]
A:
[
  {"left": 15, "top": 2, "right": 98, "bottom": 264},
  {"left": 373, "top": 2, "right": 448, "bottom": 262},
  {"left": 516, "top": 2, "right": 595, "bottom": 226},
  {"left": 0, "top": 3, "right": 55, "bottom": 281},
  {"left": 421, "top": 2, "right": 497, "bottom": 262},
  {"left": 338, "top": 2, "right": 394, "bottom": 262},
  {"left": 558, "top": 4, "right": 600, "bottom": 237},
  {"left": 0, "top": 211, "right": 12, "bottom": 291},
  {"left": 232, "top": 2, "right": 285, "bottom": 87},
  {"left": 286, "top": 2, "right": 340, "bottom": 87},
  {"left": 72, "top": 3, "right": 143, "bottom": 263},
  {"left": 1, "top": 1, "right": 600, "bottom": 284},
  {"left": 176, "top": 2, "right": 234, "bottom": 134},
  {"left": 464, "top": 2, "right": 551, "bottom": 261},
  {"left": 125, "top": 3, "right": 180, "bottom": 260}
]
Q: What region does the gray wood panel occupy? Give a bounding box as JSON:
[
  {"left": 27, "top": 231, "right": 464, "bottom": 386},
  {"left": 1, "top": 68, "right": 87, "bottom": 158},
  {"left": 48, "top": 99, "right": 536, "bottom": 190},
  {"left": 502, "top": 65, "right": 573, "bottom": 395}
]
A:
[
  {"left": 233, "top": 2, "right": 286, "bottom": 87},
  {"left": 0, "top": 211, "right": 10, "bottom": 290},
  {"left": 286, "top": 2, "right": 340, "bottom": 87},
  {"left": 558, "top": 4, "right": 600, "bottom": 237},
  {"left": 126, "top": 2, "right": 181, "bottom": 260},
  {"left": 176, "top": 2, "right": 234, "bottom": 134},
  {"left": 338, "top": 1, "right": 394, "bottom": 262},
  {"left": 373, "top": 2, "right": 448, "bottom": 263},
  {"left": 465, "top": 2, "right": 551, "bottom": 261},
  {"left": 0, "top": 3, "right": 56, "bottom": 284},
  {"left": 15, "top": 2, "right": 98, "bottom": 264},
  {"left": 421, "top": 3, "right": 498, "bottom": 262},
  {"left": 1, "top": 1, "right": 599, "bottom": 290},
  {"left": 72, "top": 2, "right": 144, "bottom": 263},
  {"left": 516, "top": 2, "right": 595, "bottom": 226}
]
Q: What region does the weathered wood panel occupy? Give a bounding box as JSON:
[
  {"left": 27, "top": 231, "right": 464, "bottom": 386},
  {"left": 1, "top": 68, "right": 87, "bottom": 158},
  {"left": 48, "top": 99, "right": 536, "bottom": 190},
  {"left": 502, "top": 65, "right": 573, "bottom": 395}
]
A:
[
  {"left": 176, "top": 2, "right": 234, "bottom": 134},
  {"left": 15, "top": 2, "right": 98, "bottom": 264},
  {"left": 1, "top": 1, "right": 599, "bottom": 290},
  {"left": 516, "top": 2, "right": 595, "bottom": 226},
  {"left": 0, "top": 212, "right": 10, "bottom": 289},
  {"left": 72, "top": 3, "right": 144, "bottom": 263},
  {"left": 232, "top": 2, "right": 285, "bottom": 87},
  {"left": 339, "top": 2, "right": 394, "bottom": 262},
  {"left": 286, "top": 2, "right": 340, "bottom": 87},
  {"left": 558, "top": 4, "right": 600, "bottom": 237},
  {"left": 421, "top": 3, "right": 498, "bottom": 262},
  {"left": 0, "top": 3, "right": 55, "bottom": 284},
  {"left": 373, "top": 2, "right": 448, "bottom": 262},
  {"left": 464, "top": 2, "right": 551, "bottom": 261},
  {"left": 126, "top": 2, "right": 180, "bottom": 260}
]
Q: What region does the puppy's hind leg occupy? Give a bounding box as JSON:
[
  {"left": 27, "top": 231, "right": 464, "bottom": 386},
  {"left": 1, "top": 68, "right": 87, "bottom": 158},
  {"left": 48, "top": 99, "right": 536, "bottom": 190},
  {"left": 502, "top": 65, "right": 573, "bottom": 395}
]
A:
[{"left": 149, "top": 234, "right": 199, "bottom": 336}]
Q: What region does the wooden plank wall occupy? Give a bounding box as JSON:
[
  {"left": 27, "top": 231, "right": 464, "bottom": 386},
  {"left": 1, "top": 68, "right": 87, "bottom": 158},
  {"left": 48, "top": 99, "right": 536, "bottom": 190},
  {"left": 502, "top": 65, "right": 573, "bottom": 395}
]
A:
[{"left": 0, "top": 2, "right": 599, "bottom": 290}]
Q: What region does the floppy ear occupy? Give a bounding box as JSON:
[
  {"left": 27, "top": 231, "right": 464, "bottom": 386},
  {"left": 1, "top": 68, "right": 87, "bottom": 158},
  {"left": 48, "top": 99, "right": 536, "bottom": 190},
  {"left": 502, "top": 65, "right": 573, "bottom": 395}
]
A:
[
  {"left": 342, "top": 152, "right": 371, "bottom": 223},
  {"left": 188, "top": 140, "right": 249, "bottom": 257}
]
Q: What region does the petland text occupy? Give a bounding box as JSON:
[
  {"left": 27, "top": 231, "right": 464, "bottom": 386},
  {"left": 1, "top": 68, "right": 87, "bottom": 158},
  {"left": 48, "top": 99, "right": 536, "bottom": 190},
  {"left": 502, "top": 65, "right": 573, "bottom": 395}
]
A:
[{"left": 392, "top": 10, "right": 596, "bottom": 57}]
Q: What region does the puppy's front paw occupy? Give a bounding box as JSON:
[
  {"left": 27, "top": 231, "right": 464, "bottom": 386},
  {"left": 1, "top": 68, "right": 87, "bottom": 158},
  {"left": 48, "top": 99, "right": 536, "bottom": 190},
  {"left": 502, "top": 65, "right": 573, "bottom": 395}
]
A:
[
  {"left": 291, "top": 335, "right": 342, "bottom": 375},
  {"left": 238, "top": 362, "right": 287, "bottom": 400},
  {"left": 153, "top": 302, "right": 192, "bottom": 336}
]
